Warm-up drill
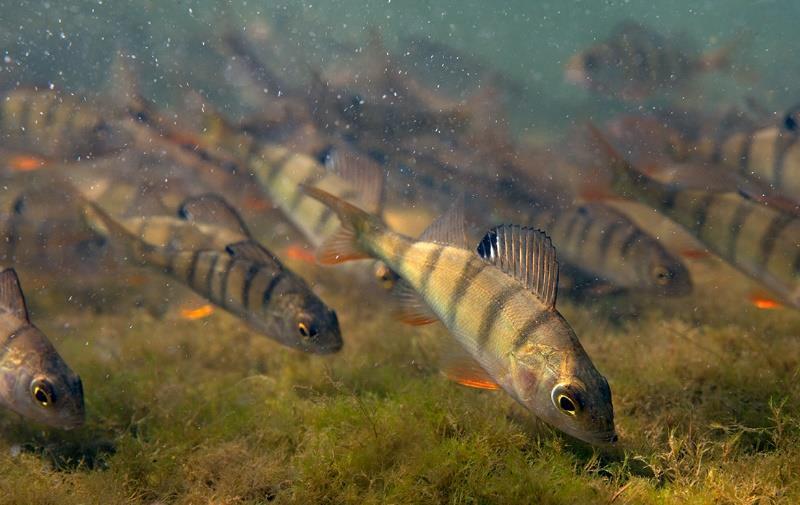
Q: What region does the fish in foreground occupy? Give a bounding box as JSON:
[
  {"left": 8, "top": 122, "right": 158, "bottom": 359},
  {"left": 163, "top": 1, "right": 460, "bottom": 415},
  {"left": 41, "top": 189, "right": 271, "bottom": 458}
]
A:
[
  {"left": 565, "top": 21, "right": 742, "bottom": 101},
  {"left": 80, "top": 192, "right": 342, "bottom": 354},
  {"left": 0, "top": 268, "right": 84, "bottom": 428},
  {"left": 304, "top": 186, "right": 616, "bottom": 445},
  {"left": 591, "top": 125, "right": 800, "bottom": 309}
]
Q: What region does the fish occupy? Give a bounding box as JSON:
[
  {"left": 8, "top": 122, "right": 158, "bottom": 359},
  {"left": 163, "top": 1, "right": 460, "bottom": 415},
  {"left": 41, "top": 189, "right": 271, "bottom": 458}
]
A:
[
  {"left": 528, "top": 203, "right": 692, "bottom": 296},
  {"left": 0, "top": 87, "right": 124, "bottom": 159},
  {"left": 0, "top": 268, "right": 85, "bottom": 428},
  {"left": 591, "top": 125, "right": 800, "bottom": 309},
  {"left": 303, "top": 186, "right": 617, "bottom": 445},
  {"left": 685, "top": 105, "right": 800, "bottom": 207},
  {"left": 565, "top": 21, "right": 741, "bottom": 101},
  {"left": 79, "top": 192, "right": 342, "bottom": 354}
]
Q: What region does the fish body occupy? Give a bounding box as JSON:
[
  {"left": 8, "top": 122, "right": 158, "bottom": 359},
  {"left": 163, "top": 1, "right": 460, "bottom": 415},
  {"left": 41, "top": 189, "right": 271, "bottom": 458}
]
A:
[
  {"left": 81, "top": 195, "right": 342, "bottom": 353},
  {"left": 305, "top": 187, "right": 616, "bottom": 445},
  {"left": 565, "top": 21, "right": 732, "bottom": 101},
  {"left": 1, "top": 88, "right": 122, "bottom": 159},
  {"left": 528, "top": 203, "right": 692, "bottom": 295},
  {"left": 596, "top": 128, "right": 800, "bottom": 308},
  {"left": 0, "top": 268, "right": 84, "bottom": 428}
]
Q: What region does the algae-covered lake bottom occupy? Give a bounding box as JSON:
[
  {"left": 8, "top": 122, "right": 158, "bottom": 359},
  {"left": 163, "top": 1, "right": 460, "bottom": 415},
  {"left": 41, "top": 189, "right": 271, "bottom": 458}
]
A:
[{"left": 0, "top": 251, "right": 797, "bottom": 505}]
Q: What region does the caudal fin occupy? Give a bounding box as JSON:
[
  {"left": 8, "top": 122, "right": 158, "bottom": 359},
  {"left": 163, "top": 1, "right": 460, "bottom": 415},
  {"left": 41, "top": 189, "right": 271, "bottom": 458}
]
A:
[
  {"left": 585, "top": 122, "right": 655, "bottom": 199},
  {"left": 302, "top": 185, "right": 378, "bottom": 265}
]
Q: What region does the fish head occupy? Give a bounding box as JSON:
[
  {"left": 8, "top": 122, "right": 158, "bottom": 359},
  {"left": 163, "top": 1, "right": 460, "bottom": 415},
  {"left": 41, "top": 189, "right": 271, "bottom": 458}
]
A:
[
  {"left": 641, "top": 248, "right": 693, "bottom": 296},
  {"left": 268, "top": 290, "right": 343, "bottom": 354},
  {"left": 508, "top": 319, "right": 616, "bottom": 445},
  {"left": 1, "top": 325, "right": 85, "bottom": 429},
  {"left": 565, "top": 45, "right": 615, "bottom": 91}
]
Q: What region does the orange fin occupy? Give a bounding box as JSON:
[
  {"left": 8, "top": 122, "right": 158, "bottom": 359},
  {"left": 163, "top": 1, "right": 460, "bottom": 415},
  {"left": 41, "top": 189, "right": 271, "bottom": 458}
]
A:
[
  {"left": 749, "top": 291, "right": 784, "bottom": 310},
  {"left": 315, "top": 226, "right": 371, "bottom": 265},
  {"left": 285, "top": 244, "right": 318, "bottom": 264},
  {"left": 441, "top": 344, "right": 500, "bottom": 390}
]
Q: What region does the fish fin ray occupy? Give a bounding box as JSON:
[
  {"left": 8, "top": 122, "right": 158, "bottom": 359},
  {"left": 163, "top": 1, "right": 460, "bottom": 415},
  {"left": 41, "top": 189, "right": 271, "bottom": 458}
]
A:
[
  {"left": 419, "top": 200, "right": 468, "bottom": 248},
  {"left": 391, "top": 280, "right": 439, "bottom": 326},
  {"left": 323, "top": 146, "right": 386, "bottom": 215},
  {"left": 477, "top": 225, "right": 559, "bottom": 309},
  {"left": 0, "top": 268, "right": 29, "bottom": 322},
  {"left": 302, "top": 185, "right": 376, "bottom": 264},
  {"left": 440, "top": 343, "right": 500, "bottom": 390}
]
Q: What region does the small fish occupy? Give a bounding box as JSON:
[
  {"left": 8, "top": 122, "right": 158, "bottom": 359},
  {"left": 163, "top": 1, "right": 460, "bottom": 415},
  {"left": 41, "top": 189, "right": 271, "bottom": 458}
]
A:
[
  {"left": 0, "top": 88, "right": 123, "bottom": 159},
  {"left": 79, "top": 192, "right": 342, "bottom": 354},
  {"left": 528, "top": 203, "right": 692, "bottom": 296},
  {"left": 0, "top": 268, "right": 84, "bottom": 428},
  {"left": 303, "top": 186, "right": 616, "bottom": 445},
  {"left": 565, "top": 21, "right": 741, "bottom": 101},
  {"left": 592, "top": 125, "right": 800, "bottom": 309}
]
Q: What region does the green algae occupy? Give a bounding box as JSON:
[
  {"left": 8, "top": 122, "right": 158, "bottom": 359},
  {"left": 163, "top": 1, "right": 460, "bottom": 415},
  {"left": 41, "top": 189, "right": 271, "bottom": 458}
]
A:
[{"left": 0, "top": 264, "right": 798, "bottom": 505}]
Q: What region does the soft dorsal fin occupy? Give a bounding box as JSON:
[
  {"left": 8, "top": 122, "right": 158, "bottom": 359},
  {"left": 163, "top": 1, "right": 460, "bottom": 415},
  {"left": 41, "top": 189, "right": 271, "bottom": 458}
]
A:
[
  {"left": 178, "top": 194, "right": 251, "bottom": 237},
  {"left": 440, "top": 340, "right": 500, "bottom": 390},
  {"left": 123, "top": 182, "right": 169, "bottom": 218},
  {"left": 0, "top": 268, "right": 30, "bottom": 322},
  {"left": 477, "top": 225, "right": 559, "bottom": 309},
  {"left": 419, "top": 201, "right": 468, "bottom": 249},
  {"left": 323, "top": 146, "right": 386, "bottom": 215},
  {"left": 225, "top": 240, "right": 281, "bottom": 269}
]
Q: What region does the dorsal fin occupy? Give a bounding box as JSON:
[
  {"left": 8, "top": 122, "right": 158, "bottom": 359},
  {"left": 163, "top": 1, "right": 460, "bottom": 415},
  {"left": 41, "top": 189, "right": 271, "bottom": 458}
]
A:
[
  {"left": 323, "top": 146, "right": 386, "bottom": 215},
  {"left": 419, "top": 201, "right": 468, "bottom": 249},
  {"left": 178, "top": 194, "right": 251, "bottom": 237},
  {"left": 0, "top": 268, "right": 30, "bottom": 322},
  {"left": 477, "top": 225, "right": 559, "bottom": 309},
  {"left": 225, "top": 240, "right": 281, "bottom": 269},
  {"left": 123, "top": 182, "right": 169, "bottom": 218}
]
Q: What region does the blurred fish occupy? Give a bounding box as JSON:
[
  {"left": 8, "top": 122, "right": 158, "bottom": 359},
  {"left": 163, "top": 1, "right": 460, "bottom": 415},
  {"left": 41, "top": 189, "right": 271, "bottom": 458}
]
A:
[
  {"left": 686, "top": 105, "right": 800, "bottom": 206},
  {"left": 0, "top": 87, "right": 125, "bottom": 159},
  {"left": 79, "top": 193, "right": 342, "bottom": 354},
  {"left": 304, "top": 186, "right": 616, "bottom": 445},
  {"left": 592, "top": 126, "right": 800, "bottom": 309},
  {"left": 565, "top": 21, "right": 744, "bottom": 101},
  {"left": 0, "top": 268, "right": 84, "bottom": 429},
  {"left": 528, "top": 203, "right": 692, "bottom": 296}
]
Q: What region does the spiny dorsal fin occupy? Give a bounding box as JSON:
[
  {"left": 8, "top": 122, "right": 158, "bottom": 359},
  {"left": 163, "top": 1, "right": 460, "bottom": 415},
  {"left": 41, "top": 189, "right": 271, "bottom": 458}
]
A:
[
  {"left": 323, "top": 146, "right": 386, "bottom": 215},
  {"left": 440, "top": 340, "right": 500, "bottom": 390},
  {"left": 419, "top": 201, "right": 468, "bottom": 249},
  {"left": 477, "top": 225, "right": 559, "bottom": 309},
  {"left": 391, "top": 279, "right": 439, "bottom": 326},
  {"left": 0, "top": 268, "right": 29, "bottom": 322},
  {"left": 178, "top": 194, "right": 251, "bottom": 237},
  {"left": 225, "top": 240, "right": 281, "bottom": 269}
]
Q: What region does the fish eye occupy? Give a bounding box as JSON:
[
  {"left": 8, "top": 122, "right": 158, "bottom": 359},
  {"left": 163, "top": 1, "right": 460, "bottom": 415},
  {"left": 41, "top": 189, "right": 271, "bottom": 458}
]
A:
[
  {"left": 551, "top": 384, "right": 580, "bottom": 417},
  {"left": 30, "top": 379, "right": 55, "bottom": 408},
  {"left": 583, "top": 54, "right": 598, "bottom": 70},
  {"left": 298, "top": 321, "right": 318, "bottom": 339},
  {"left": 652, "top": 265, "right": 673, "bottom": 285}
]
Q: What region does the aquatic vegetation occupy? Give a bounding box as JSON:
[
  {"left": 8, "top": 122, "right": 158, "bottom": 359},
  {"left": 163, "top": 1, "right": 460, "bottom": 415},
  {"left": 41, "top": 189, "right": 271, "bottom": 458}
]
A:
[{"left": 0, "top": 270, "right": 797, "bottom": 504}]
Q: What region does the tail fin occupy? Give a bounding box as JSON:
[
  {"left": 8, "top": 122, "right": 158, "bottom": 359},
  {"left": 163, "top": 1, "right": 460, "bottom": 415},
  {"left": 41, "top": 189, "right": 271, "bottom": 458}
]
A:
[
  {"left": 586, "top": 122, "right": 655, "bottom": 199},
  {"left": 302, "top": 185, "right": 376, "bottom": 265},
  {"left": 696, "top": 31, "right": 751, "bottom": 75}
]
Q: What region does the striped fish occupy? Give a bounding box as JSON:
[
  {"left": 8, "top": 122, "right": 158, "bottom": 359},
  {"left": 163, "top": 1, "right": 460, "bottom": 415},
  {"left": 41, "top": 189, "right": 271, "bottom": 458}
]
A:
[
  {"left": 565, "top": 21, "right": 738, "bottom": 101},
  {"left": 79, "top": 194, "right": 342, "bottom": 354},
  {"left": 0, "top": 268, "right": 84, "bottom": 429},
  {"left": 528, "top": 203, "right": 692, "bottom": 295},
  {"left": 594, "top": 126, "right": 800, "bottom": 309},
  {"left": 1, "top": 88, "right": 123, "bottom": 159},
  {"left": 304, "top": 186, "right": 616, "bottom": 445},
  {"left": 690, "top": 108, "right": 800, "bottom": 206}
]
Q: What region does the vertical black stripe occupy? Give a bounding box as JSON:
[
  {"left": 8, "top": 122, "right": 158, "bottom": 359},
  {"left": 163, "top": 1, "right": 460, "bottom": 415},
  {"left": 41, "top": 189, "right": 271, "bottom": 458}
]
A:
[
  {"left": 738, "top": 133, "right": 754, "bottom": 177},
  {"left": 759, "top": 213, "right": 795, "bottom": 267},
  {"left": 204, "top": 253, "right": 220, "bottom": 298},
  {"left": 691, "top": 194, "right": 716, "bottom": 236},
  {"left": 561, "top": 210, "right": 584, "bottom": 246},
  {"left": 726, "top": 201, "right": 754, "bottom": 261},
  {"left": 241, "top": 264, "right": 261, "bottom": 308},
  {"left": 619, "top": 229, "right": 643, "bottom": 258},
  {"left": 418, "top": 246, "right": 445, "bottom": 296},
  {"left": 186, "top": 250, "right": 202, "bottom": 286},
  {"left": 598, "top": 223, "right": 623, "bottom": 261},
  {"left": 390, "top": 240, "right": 413, "bottom": 272},
  {"left": 512, "top": 312, "right": 551, "bottom": 350},
  {"left": 662, "top": 190, "right": 678, "bottom": 210},
  {"left": 793, "top": 248, "right": 800, "bottom": 276},
  {"left": 575, "top": 212, "right": 594, "bottom": 247},
  {"left": 444, "top": 258, "right": 486, "bottom": 326},
  {"left": 261, "top": 271, "right": 284, "bottom": 308},
  {"left": 476, "top": 285, "right": 525, "bottom": 350}
]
